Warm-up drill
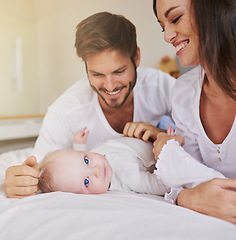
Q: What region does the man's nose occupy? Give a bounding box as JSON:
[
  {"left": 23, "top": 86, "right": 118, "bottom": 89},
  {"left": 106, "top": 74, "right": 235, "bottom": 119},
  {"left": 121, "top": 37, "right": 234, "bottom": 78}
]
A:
[{"left": 104, "top": 76, "right": 116, "bottom": 91}]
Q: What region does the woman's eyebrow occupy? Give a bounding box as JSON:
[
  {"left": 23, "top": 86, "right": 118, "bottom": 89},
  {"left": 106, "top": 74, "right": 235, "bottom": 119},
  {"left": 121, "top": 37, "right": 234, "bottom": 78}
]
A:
[
  {"left": 165, "top": 6, "right": 179, "bottom": 18},
  {"left": 157, "top": 6, "right": 179, "bottom": 23}
]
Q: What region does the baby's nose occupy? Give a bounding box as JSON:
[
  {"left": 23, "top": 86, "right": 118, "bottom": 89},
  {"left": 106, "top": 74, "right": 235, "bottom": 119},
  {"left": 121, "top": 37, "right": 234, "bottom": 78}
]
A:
[{"left": 93, "top": 165, "right": 100, "bottom": 178}]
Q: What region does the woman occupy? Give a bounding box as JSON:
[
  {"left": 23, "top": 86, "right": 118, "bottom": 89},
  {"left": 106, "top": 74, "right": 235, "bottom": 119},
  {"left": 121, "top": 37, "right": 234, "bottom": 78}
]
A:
[{"left": 152, "top": 0, "right": 236, "bottom": 224}]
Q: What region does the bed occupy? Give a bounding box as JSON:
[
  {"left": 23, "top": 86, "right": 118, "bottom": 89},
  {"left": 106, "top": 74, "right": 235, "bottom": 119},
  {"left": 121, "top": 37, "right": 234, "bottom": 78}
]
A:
[{"left": 0, "top": 148, "right": 236, "bottom": 240}]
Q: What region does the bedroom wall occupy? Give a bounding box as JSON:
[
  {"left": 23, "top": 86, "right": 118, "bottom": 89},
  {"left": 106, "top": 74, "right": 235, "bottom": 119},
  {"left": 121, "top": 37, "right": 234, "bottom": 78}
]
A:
[
  {"left": 0, "top": 0, "right": 38, "bottom": 116},
  {"left": 34, "top": 0, "right": 175, "bottom": 114},
  {"left": 1, "top": 0, "right": 175, "bottom": 116}
]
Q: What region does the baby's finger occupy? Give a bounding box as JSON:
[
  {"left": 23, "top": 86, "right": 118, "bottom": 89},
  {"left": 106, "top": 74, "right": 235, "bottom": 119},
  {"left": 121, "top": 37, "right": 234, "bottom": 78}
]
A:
[
  {"left": 82, "top": 127, "right": 87, "bottom": 133},
  {"left": 167, "top": 125, "right": 175, "bottom": 136},
  {"left": 83, "top": 130, "right": 90, "bottom": 138}
]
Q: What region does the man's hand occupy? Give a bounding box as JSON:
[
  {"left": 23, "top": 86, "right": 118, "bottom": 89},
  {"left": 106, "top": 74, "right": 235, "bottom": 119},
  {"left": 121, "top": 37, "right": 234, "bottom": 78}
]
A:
[
  {"left": 177, "top": 178, "right": 236, "bottom": 224},
  {"left": 153, "top": 132, "right": 184, "bottom": 160},
  {"left": 73, "top": 127, "right": 89, "bottom": 144},
  {"left": 4, "top": 156, "right": 40, "bottom": 198},
  {"left": 123, "top": 122, "right": 165, "bottom": 142}
]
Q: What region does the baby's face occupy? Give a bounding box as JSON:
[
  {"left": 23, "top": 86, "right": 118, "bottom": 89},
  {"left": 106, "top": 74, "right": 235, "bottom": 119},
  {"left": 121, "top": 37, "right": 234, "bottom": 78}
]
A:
[{"left": 51, "top": 150, "right": 113, "bottom": 194}]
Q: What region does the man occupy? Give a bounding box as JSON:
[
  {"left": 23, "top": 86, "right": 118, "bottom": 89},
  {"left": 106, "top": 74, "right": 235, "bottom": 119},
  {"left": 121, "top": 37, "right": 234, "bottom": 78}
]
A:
[{"left": 4, "top": 12, "right": 175, "bottom": 198}]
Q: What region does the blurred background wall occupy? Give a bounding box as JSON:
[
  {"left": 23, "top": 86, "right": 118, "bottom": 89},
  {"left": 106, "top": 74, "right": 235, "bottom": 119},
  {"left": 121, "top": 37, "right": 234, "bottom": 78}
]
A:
[{"left": 0, "top": 0, "right": 175, "bottom": 116}]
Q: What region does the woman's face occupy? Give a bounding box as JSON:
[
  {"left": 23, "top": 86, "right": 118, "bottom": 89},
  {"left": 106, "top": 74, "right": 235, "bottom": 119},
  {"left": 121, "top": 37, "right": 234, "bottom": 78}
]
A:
[{"left": 155, "top": 0, "right": 199, "bottom": 67}]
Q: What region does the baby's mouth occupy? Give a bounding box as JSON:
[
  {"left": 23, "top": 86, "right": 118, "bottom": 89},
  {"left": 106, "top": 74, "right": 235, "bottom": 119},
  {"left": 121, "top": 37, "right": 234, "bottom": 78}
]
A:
[{"left": 104, "top": 166, "right": 106, "bottom": 177}]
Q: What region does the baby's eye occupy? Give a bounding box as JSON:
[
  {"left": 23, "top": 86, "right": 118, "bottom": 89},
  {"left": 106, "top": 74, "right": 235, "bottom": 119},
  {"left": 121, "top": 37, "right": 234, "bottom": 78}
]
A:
[
  {"left": 84, "top": 157, "right": 89, "bottom": 165},
  {"left": 84, "top": 178, "right": 89, "bottom": 187}
]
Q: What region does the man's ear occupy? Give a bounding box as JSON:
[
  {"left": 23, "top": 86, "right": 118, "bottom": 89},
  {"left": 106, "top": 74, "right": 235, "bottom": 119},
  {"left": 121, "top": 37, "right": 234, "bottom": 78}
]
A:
[{"left": 134, "top": 46, "right": 141, "bottom": 67}]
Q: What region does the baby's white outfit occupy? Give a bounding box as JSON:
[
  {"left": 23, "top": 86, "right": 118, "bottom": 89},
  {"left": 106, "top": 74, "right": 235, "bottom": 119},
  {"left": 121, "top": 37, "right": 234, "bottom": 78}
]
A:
[
  {"left": 75, "top": 137, "right": 168, "bottom": 195},
  {"left": 74, "top": 137, "right": 224, "bottom": 197}
]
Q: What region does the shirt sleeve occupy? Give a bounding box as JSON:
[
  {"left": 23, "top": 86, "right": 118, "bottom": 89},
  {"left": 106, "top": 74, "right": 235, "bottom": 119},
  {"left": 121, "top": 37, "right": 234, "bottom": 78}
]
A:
[
  {"left": 126, "top": 156, "right": 170, "bottom": 195},
  {"left": 155, "top": 140, "right": 226, "bottom": 203},
  {"left": 108, "top": 151, "right": 169, "bottom": 195},
  {"left": 133, "top": 170, "right": 170, "bottom": 196},
  {"left": 31, "top": 109, "right": 72, "bottom": 162}
]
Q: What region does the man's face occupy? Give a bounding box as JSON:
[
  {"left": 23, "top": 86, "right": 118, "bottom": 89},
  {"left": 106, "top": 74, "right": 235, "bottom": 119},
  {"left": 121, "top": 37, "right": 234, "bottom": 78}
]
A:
[{"left": 86, "top": 48, "right": 140, "bottom": 109}]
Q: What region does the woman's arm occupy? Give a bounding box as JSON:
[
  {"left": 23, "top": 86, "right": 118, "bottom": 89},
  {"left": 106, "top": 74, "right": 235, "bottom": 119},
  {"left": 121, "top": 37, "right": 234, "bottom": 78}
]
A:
[
  {"left": 153, "top": 132, "right": 236, "bottom": 225},
  {"left": 154, "top": 137, "right": 225, "bottom": 185},
  {"left": 177, "top": 179, "right": 236, "bottom": 224}
]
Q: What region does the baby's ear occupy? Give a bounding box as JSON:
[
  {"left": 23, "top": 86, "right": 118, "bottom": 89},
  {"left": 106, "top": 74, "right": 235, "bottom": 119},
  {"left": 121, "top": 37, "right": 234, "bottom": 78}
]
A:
[{"left": 38, "top": 168, "right": 43, "bottom": 177}]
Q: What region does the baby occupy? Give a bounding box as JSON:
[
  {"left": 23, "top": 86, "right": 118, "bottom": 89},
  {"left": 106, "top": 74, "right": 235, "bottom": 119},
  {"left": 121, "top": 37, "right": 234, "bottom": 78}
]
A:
[
  {"left": 38, "top": 128, "right": 169, "bottom": 195},
  {"left": 39, "top": 126, "right": 225, "bottom": 197}
]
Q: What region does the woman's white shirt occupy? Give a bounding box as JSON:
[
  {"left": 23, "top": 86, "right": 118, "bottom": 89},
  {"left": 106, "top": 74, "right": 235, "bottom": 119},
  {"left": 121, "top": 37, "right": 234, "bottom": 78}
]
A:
[
  {"left": 156, "top": 66, "right": 236, "bottom": 203},
  {"left": 172, "top": 66, "right": 236, "bottom": 179}
]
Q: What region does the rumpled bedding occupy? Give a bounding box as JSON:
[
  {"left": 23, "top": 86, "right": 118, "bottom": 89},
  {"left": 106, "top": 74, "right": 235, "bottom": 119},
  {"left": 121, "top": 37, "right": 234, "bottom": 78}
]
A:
[{"left": 0, "top": 148, "right": 235, "bottom": 240}]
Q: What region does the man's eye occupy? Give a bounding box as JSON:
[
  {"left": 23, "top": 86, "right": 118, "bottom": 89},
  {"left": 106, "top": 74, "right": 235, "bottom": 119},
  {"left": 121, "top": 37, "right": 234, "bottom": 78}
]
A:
[
  {"left": 93, "top": 73, "right": 102, "bottom": 77},
  {"left": 115, "top": 69, "right": 125, "bottom": 74},
  {"left": 84, "top": 178, "right": 89, "bottom": 187},
  {"left": 84, "top": 157, "right": 89, "bottom": 165}
]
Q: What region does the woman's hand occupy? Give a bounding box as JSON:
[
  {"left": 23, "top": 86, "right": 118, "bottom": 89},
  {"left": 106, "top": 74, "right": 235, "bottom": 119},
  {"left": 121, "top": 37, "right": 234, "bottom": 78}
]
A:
[
  {"left": 153, "top": 132, "right": 184, "bottom": 160},
  {"left": 177, "top": 178, "right": 236, "bottom": 224},
  {"left": 4, "top": 156, "right": 40, "bottom": 198},
  {"left": 123, "top": 122, "right": 165, "bottom": 142}
]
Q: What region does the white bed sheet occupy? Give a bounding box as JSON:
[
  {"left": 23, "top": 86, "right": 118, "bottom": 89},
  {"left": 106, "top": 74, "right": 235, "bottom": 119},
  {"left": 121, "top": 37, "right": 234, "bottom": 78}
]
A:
[{"left": 0, "top": 148, "right": 236, "bottom": 240}]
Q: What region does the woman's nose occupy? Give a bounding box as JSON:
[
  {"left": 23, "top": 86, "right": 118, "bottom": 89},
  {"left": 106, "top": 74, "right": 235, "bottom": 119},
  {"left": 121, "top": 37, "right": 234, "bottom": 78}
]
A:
[{"left": 164, "top": 26, "right": 177, "bottom": 43}]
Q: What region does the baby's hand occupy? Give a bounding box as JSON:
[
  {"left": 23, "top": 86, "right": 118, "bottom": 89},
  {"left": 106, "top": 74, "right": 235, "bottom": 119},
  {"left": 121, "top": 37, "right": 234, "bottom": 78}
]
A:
[
  {"left": 166, "top": 125, "right": 184, "bottom": 146},
  {"left": 73, "top": 127, "right": 89, "bottom": 144},
  {"left": 167, "top": 124, "right": 175, "bottom": 136}
]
